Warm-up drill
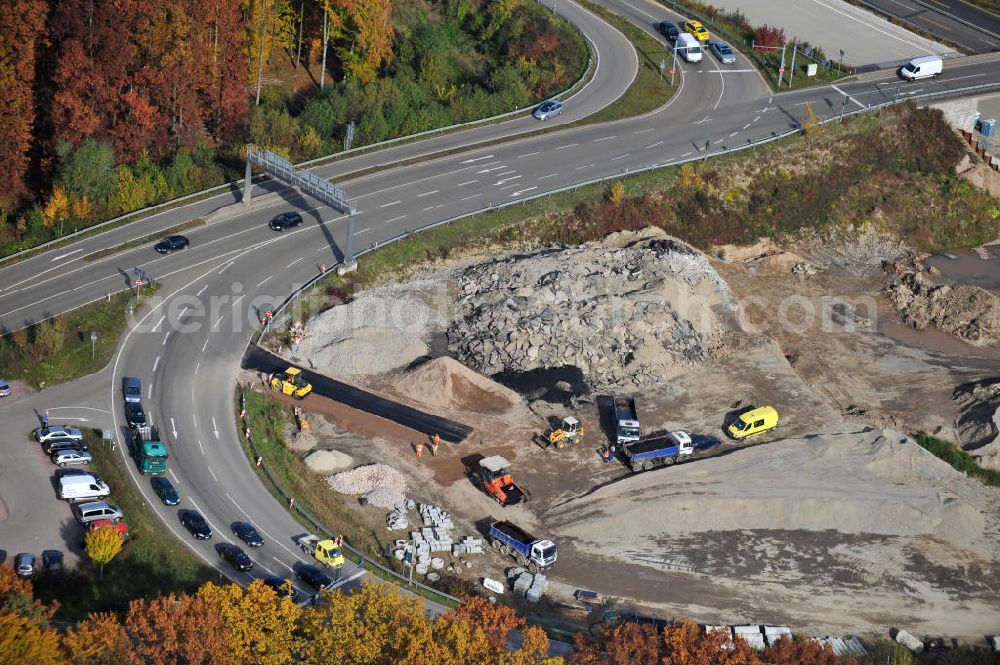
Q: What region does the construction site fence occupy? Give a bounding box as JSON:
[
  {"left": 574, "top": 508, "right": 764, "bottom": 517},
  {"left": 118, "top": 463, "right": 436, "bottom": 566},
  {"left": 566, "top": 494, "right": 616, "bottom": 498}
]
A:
[{"left": 237, "top": 390, "right": 460, "bottom": 608}]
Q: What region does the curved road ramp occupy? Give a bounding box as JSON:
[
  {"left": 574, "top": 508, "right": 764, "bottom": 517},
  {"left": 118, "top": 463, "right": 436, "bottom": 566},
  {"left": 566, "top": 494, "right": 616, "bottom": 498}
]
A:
[{"left": 242, "top": 345, "right": 473, "bottom": 443}]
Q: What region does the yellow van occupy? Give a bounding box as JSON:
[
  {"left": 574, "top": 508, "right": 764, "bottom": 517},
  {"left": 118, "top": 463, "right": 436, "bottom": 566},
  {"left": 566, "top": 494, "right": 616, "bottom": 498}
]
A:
[{"left": 728, "top": 406, "right": 778, "bottom": 439}]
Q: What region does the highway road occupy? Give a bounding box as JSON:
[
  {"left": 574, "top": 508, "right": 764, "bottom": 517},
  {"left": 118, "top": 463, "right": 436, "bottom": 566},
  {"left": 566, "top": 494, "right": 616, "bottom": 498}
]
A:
[
  {"left": 862, "top": 0, "right": 1000, "bottom": 54},
  {"left": 2, "top": 0, "right": 1000, "bottom": 615}
]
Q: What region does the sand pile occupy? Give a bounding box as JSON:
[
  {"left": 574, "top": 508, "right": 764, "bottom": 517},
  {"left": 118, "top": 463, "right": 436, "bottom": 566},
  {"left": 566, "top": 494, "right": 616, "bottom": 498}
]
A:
[
  {"left": 327, "top": 463, "right": 408, "bottom": 508},
  {"left": 549, "top": 428, "right": 989, "bottom": 554},
  {"left": 298, "top": 278, "right": 452, "bottom": 380},
  {"left": 448, "top": 229, "right": 738, "bottom": 391},
  {"left": 394, "top": 357, "right": 521, "bottom": 413}
]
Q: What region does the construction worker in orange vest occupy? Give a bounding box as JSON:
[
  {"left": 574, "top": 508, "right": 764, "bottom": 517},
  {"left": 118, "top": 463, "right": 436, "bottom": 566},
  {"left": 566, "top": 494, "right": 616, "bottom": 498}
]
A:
[
  {"left": 415, "top": 442, "right": 424, "bottom": 459},
  {"left": 430, "top": 434, "right": 440, "bottom": 456}
]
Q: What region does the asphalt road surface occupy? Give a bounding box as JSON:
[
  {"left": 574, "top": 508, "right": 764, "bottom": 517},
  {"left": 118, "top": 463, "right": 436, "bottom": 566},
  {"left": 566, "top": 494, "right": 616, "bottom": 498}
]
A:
[
  {"left": 862, "top": 0, "right": 1000, "bottom": 54},
  {"left": 1, "top": 0, "right": 1000, "bottom": 621},
  {"left": 243, "top": 345, "right": 474, "bottom": 442}
]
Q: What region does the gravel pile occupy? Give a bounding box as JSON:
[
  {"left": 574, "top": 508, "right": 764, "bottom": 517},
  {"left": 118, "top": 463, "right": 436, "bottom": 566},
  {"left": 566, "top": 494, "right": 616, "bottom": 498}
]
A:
[
  {"left": 364, "top": 486, "right": 408, "bottom": 509},
  {"left": 447, "top": 229, "right": 737, "bottom": 391},
  {"left": 327, "top": 463, "right": 407, "bottom": 496}
]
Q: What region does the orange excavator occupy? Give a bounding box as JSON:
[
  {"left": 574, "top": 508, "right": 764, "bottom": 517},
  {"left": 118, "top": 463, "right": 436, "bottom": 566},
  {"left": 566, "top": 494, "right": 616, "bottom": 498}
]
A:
[{"left": 472, "top": 455, "right": 526, "bottom": 506}]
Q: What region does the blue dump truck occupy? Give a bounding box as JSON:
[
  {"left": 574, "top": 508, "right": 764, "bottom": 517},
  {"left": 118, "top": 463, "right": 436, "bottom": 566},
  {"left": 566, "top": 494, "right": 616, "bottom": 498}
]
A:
[
  {"left": 489, "top": 520, "right": 557, "bottom": 573},
  {"left": 623, "top": 431, "right": 721, "bottom": 473},
  {"left": 612, "top": 395, "right": 641, "bottom": 446}
]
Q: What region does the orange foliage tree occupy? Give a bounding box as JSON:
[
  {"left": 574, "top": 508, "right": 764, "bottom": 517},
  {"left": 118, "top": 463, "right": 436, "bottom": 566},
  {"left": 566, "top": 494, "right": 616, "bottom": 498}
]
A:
[
  {"left": 0, "top": 566, "right": 65, "bottom": 665},
  {"left": 121, "top": 594, "right": 228, "bottom": 665}
]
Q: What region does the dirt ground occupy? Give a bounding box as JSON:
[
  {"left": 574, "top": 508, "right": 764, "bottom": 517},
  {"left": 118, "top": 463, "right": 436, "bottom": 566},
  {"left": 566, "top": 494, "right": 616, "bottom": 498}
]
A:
[{"left": 282, "top": 233, "right": 1000, "bottom": 641}]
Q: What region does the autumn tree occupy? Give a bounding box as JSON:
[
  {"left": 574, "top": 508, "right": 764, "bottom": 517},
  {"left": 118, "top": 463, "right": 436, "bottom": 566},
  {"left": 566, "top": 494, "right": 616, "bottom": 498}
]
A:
[
  {"left": 84, "top": 526, "right": 123, "bottom": 578},
  {"left": 765, "top": 636, "right": 859, "bottom": 665},
  {"left": 197, "top": 580, "right": 302, "bottom": 665},
  {"left": 121, "top": 594, "right": 228, "bottom": 665},
  {"left": 336, "top": 0, "right": 394, "bottom": 84},
  {"left": 571, "top": 620, "right": 762, "bottom": 665},
  {"left": 0, "top": 1, "right": 48, "bottom": 210},
  {"left": 0, "top": 566, "right": 66, "bottom": 665},
  {"left": 62, "top": 612, "right": 128, "bottom": 665}
]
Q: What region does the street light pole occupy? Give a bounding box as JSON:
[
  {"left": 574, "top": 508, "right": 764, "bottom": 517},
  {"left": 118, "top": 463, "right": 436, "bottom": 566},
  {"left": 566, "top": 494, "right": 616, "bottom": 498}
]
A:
[
  {"left": 670, "top": 46, "right": 677, "bottom": 87},
  {"left": 90, "top": 331, "right": 97, "bottom": 359}
]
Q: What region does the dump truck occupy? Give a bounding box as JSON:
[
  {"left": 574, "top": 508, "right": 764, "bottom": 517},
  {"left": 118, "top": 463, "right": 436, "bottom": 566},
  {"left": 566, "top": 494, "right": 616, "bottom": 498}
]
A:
[
  {"left": 271, "top": 367, "right": 312, "bottom": 399},
  {"left": 489, "top": 520, "right": 557, "bottom": 572},
  {"left": 624, "top": 431, "right": 694, "bottom": 472},
  {"left": 612, "top": 396, "right": 640, "bottom": 445},
  {"left": 295, "top": 534, "right": 345, "bottom": 569},
  {"left": 129, "top": 425, "right": 168, "bottom": 475},
  {"left": 472, "top": 456, "right": 526, "bottom": 506}
]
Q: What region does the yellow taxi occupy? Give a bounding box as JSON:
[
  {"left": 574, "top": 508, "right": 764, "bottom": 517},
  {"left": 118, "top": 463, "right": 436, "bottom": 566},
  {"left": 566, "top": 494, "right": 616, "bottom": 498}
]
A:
[{"left": 683, "top": 19, "right": 710, "bottom": 43}]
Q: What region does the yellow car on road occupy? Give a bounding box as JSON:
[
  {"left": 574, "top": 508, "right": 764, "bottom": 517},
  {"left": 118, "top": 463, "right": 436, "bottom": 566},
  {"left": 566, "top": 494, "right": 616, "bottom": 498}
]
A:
[
  {"left": 683, "top": 19, "right": 710, "bottom": 43},
  {"left": 271, "top": 367, "right": 312, "bottom": 399}
]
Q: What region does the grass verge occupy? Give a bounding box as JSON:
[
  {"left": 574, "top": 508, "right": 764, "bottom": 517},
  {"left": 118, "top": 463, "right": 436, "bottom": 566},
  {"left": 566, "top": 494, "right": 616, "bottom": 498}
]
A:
[
  {"left": 237, "top": 388, "right": 461, "bottom": 607},
  {"left": 0, "top": 285, "right": 160, "bottom": 389},
  {"left": 33, "top": 428, "right": 216, "bottom": 619},
  {"left": 82, "top": 219, "right": 206, "bottom": 262},
  {"left": 916, "top": 434, "right": 1000, "bottom": 487},
  {"left": 576, "top": 0, "right": 677, "bottom": 123}
]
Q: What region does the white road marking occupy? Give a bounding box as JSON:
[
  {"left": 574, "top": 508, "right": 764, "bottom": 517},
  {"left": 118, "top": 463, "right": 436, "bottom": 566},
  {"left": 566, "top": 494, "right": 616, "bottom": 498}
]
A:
[
  {"left": 148, "top": 384, "right": 153, "bottom": 398},
  {"left": 729, "top": 132, "right": 738, "bottom": 137},
  {"left": 743, "top": 123, "right": 751, "bottom": 130},
  {"left": 272, "top": 557, "right": 295, "bottom": 572},
  {"left": 208, "top": 466, "right": 218, "bottom": 482},
  {"left": 538, "top": 173, "right": 558, "bottom": 179},
  {"left": 232, "top": 295, "right": 244, "bottom": 308},
  {"left": 422, "top": 205, "right": 445, "bottom": 211},
  {"left": 517, "top": 151, "right": 540, "bottom": 158},
  {"left": 152, "top": 356, "right": 160, "bottom": 372},
  {"left": 633, "top": 128, "right": 655, "bottom": 133},
  {"left": 162, "top": 332, "right": 170, "bottom": 346},
  {"left": 594, "top": 136, "right": 616, "bottom": 142},
  {"left": 195, "top": 361, "right": 200, "bottom": 375},
  {"left": 555, "top": 143, "right": 578, "bottom": 150},
  {"left": 611, "top": 153, "right": 630, "bottom": 161},
  {"left": 198, "top": 439, "right": 205, "bottom": 455},
  {"left": 459, "top": 154, "right": 494, "bottom": 164},
  {"left": 331, "top": 569, "right": 366, "bottom": 591},
  {"left": 356, "top": 226, "right": 372, "bottom": 234},
  {"left": 285, "top": 258, "right": 302, "bottom": 269},
  {"left": 151, "top": 315, "right": 166, "bottom": 333},
  {"left": 217, "top": 262, "right": 233, "bottom": 274},
  {"left": 457, "top": 179, "right": 478, "bottom": 186},
  {"left": 256, "top": 276, "right": 272, "bottom": 288},
  {"left": 50, "top": 248, "right": 86, "bottom": 262},
  {"left": 212, "top": 417, "right": 219, "bottom": 439},
  {"left": 753, "top": 115, "right": 761, "bottom": 122},
  {"left": 510, "top": 187, "right": 538, "bottom": 196},
  {"left": 385, "top": 214, "right": 407, "bottom": 224},
  {"left": 499, "top": 184, "right": 520, "bottom": 190},
  {"left": 646, "top": 141, "right": 664, "bottom": 149},
  {"left": 193, "top": 414, "right": 198, "bottom": 429},
  {"left": 495, "top": 170, "right": 517, "bottom": 177},
  {"left": 495, "top": 176, "right": 521, "bottom": 185},
  {"left": 202, "top": 337, "right": 210, "bottom": 352},
  {"left": 196, "top": 285, "right": 208, "bottom": 297},
  {"left": 417, "top": 190, "right": 438, "bottom": 197},
  {"left": 714, "top": 139, "right": 725, "bottom": 145},
  {"left": 170, "top": 417, "right": 177, "bottom": 438},
  {"left": 682, "top": 151, "right": 693, "bottom": 157},
  {"left": 476, "top": 166, "right": 507, "bottom": 174},
  {"left": 461, "top": 193, "right": 482, "bottom": 201},
  {"left": 830, "top": 84, "right": 866, "bottom": 110},
  {"left": 575, "top": 164, "right": 593, "bottom": 170},
  {"left": 694, "top": 115, "right": 711, "bottom": 124},
  {"left": 379, "top": 200, "right": 401, "bottom": 208},
  {"left": 169, "top": 468, "right": 179, "bottom": 483},
  {"left": 212, "top": 314, "right": 224, "bottom": 330}
]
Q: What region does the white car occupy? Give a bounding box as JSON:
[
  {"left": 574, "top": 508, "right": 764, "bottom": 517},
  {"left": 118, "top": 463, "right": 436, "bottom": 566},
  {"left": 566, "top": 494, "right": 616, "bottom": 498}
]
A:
[
  {"left": 533, "top": 99, "right": 563, "bottom": 120},
  {"left": 51, "top": 449, "right": 93, "bottom": 467},
  {"left": 35, "top": 426, "right": 83, "bottom": 442}
]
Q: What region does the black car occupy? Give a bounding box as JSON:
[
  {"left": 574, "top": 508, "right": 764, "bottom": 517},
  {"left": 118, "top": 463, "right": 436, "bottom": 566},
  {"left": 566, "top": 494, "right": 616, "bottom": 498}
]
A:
[
  {"left": 262, "top": 575, "right": 299, "bottom": 601},
  {"left": 125, "top": 401, "right": 147, "bottom": 427},
  {"left": 296, "top": 564, "right": 334, "bottom": 591},
  {"left": 179, "top": 510, "right": 212, "bottom": 539},
  {"left": 41, "top": 550, "right": 64, "bottom": 574},
  {"left": 154, "top": 235, "right": 190, "bottom": 253},
  {"left": 151, "top": 476, "right": 180, "bottom": 506},
  {"left": 218, "top": 544, "right": 254, "bottom": 572},
  {"left": 269, "top": 212, "right": 303, "bottom": 231},
  {"left": 43, "top": 437, "right": 86, "bottom": 455},
  {"left": 657, "top": 20, "right": 679, "bottom": 42},
  {"left": 233, "top": 522, "right": 264, "bottom": 547}
]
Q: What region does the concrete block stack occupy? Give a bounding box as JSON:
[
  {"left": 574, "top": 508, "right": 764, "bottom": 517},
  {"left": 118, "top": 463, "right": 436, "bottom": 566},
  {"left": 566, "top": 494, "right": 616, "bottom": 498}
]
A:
[
  {"left": 385, "top": 507, "right": 408, "bottom": 531},
  {"left": 452, "top": 535, "right": 484, "bottom": 556}
]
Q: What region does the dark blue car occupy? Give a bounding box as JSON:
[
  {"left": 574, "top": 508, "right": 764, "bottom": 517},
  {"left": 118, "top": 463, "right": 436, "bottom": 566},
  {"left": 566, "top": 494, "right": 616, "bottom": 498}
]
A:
[{"left": 151, "top": 476, "right": 179, "bottom": 505}]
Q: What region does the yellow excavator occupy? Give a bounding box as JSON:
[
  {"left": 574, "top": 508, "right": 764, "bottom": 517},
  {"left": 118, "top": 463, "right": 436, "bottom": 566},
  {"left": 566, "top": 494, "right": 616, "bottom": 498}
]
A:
[
  {"left": 271, "top": 367, "right": 312, "bottom": 399},
  {"left": 546, "top": 416, "right": 584, "bottom": 449}
]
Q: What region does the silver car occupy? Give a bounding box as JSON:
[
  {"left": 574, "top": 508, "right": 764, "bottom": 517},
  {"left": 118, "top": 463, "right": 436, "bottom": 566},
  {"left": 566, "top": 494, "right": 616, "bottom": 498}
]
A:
[
  {"left": 15, "top": 553, "right": 36, "bottom": 578},
  {"left": 52, "top": 449, "right": 93, "bottom": 467},
  {"left": 35, "top": 426, "right": 84, "bottom": 442},
  {"left": 0, "top": 379, "right": 11, "bottom": 397},
  {"left": 533, "top": 99, "right": 563, "bottom": 120},
  {"left": 710, "top": 41, "right": 736, "bottom": 65}
]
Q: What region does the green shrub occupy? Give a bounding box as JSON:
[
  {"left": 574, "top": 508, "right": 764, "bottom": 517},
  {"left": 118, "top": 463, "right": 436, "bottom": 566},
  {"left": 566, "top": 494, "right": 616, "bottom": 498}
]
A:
[{"left": 915, "top": 434, "right": 1000, "bottom": 487}]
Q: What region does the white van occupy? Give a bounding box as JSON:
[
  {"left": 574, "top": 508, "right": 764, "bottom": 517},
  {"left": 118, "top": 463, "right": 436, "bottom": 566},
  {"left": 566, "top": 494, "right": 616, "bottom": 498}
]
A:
[
  {"left": 59, "top": 474, "right": 111, "bottom": 503},
  {"left": 899, "top": 55, "right": 942, "bottom": 81},
  {"left": 677, "top": 33, "right": 702, "bottom": 63}
]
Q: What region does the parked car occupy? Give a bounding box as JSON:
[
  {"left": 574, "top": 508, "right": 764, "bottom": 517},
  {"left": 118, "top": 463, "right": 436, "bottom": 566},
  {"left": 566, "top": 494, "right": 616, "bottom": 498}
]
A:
[
  {"left": 35, "top": 426, "right": 83, "bottom": 442},
  {"left": 657, "top": 20, "right": 679, "bottom": 42},
  {"left": 219, "top": 544, "right": 254, "bottom": 572},
  {"left": 14, "top": 553, "right": 36, "bottom": 578},
  {"left": 710, "top": 41, "right": 736, "bottom": 64},
  {"left": 533, "top": 99, "right": 563, "bottom": 120},
  {"left": 683, "top": 19, "right": 710, "bottom": 42},
  {"left": 233, "top": 522, "right": 264, "bottom": 547},
  {"left": 296, "top": 564, "right": 335, "bottom": 591},
  {"left": 124, "top": 401, "right": 147, "bottom": 427},
  {"left": 179, "top": 510, "right": 212, "bottom": 539},
  {"left": 41, "top": 550, "right": 64, "bottom": 574},
  {"left": 151, "top": 476, "right": 180, "bottom": 505},
  {"left": 72, "top": 501, "right": 125, "bottom": 526},
  {"left": 43, "top": 437, "right": 88, "bottom": 455},
  {"left": 154, "top": 235, "right": 190, "bottom": 253},
  {"left": 52, "top": 449, "right": 93, "bottom": 467},
  {"left": 262, "top": 576, "right": 299, "bottom": 601},
  {"left": 269, "top": 212, "right": 303, "bottom": 231},
  {"left": 58, "top": 473, "right": 109, "bottom": 501},
  {"left": 122, "top": 376, "right": 142, "bottom": 403},
  {"left": 0, "top": 379, "right": 11, "bottom": 398}
]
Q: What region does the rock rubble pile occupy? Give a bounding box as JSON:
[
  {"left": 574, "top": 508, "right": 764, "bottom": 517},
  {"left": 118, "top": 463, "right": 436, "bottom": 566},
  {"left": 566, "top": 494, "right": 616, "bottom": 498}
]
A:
[{"left": 447, "top": 231, "right": 737, "bottom": 390}]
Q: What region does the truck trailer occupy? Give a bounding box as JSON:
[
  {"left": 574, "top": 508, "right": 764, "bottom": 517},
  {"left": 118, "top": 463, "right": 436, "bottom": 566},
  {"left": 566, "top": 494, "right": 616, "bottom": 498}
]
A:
[{"left": 489, "top": 520, "right": 557, "bottom": 573}]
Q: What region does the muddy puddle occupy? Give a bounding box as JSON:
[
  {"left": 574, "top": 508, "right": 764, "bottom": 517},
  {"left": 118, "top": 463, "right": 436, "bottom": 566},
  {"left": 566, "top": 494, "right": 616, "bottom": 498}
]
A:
[{"left": 926, "top": 249, "right": 1000, "bottom": 290}]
